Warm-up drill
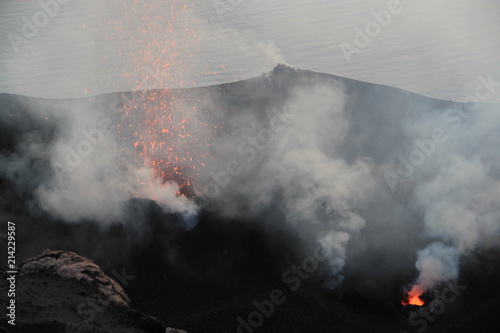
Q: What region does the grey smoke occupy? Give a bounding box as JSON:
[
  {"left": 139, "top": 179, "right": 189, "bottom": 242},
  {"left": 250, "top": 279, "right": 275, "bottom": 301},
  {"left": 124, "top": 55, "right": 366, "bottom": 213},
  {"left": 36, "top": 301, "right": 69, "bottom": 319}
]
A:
[
  {"left": 195, "top": 77, "right": 376, "bottom": 285},
  {"left": 1, "top": 96, "right": 197, "bottom": 226},
  {"left": 407, "top": 101, "right": 500, "bottom": 292},
  {"left": 1, "top": 67, "right": 499, "bottom": 294}
]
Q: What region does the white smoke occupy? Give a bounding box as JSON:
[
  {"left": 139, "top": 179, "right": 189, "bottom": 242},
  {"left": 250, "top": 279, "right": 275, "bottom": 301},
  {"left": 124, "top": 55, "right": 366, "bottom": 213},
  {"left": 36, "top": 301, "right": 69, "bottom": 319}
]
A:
[
  {"left": 200, "top": 76, "right": 377, "bottom": 284},
  {"left": 1, "top": 66, "right": 499, "bottom": 293},
  {"left": 414, "top": 243, "right": 459, "bottom": 291},
  {"left": 3, "top": 96, "right": 198, "bottom": 226},
  {"left": 405, "top": 100, "right": 500, "bottom": 292}
]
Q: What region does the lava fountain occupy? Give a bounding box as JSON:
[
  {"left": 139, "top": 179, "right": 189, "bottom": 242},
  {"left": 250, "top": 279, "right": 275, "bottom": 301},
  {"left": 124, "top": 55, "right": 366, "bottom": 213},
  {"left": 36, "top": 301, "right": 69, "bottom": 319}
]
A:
[{"left": 105, "top": 1, "right": 227, "bottom": 197}]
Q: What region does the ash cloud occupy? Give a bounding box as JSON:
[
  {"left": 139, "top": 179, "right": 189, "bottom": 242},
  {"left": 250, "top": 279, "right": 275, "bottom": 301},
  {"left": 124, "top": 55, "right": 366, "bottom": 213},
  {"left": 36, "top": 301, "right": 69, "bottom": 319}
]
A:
[
  {"left": 407, "top": 101, "right": 500, "bottom": 292},
  {"left": 1, "top": 66, "right": 499, "bottom": 297},
  {"left": 196, "top": 67, "right": 500, "bottom": 293},
  {"left": 196, "top": 74, "right": 377, "bottom": 286},
  {"left": 0, "top": 95, "right": 197, "bottom": 226}
]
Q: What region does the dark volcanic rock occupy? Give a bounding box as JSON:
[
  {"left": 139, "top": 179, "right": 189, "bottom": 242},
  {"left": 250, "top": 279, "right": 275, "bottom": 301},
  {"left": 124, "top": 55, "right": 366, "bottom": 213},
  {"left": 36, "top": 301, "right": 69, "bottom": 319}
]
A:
[
  {"left": 0, "top": 250, "right": 185, "bottom": 333},
  {"left": 0, "top": 66, "right": 499, "bottom": 332},
  {"left": 18, "top": 249, "right": 130, "bottom": 307}
]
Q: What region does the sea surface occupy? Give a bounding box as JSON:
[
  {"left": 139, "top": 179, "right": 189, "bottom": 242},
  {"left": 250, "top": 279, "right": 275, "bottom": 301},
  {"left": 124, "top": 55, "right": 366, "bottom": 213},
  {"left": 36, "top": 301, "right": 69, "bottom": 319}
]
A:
[{"left": 0, "top": 0, "right": 499, "bottom": 101}]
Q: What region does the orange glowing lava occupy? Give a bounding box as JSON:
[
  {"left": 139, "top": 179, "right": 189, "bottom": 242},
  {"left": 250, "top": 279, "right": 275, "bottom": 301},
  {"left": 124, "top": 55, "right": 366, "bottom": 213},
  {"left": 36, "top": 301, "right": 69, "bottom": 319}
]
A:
[
  {"left": 402, "top": 285, "right": 425, "bottom": 306},
  {"left": 104, "top": 1, "right": 226, "bottom": 197}
]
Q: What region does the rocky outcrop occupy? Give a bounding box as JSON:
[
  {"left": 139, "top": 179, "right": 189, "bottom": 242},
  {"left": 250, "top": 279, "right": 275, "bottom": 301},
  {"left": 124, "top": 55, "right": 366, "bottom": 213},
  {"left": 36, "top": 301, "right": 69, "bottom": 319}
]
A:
[
  {"left": 0, "top": 250, "right": 187, "bottom": 333},
  {"left": 18, "top": 249, "right": 130, "bottom": 306}
]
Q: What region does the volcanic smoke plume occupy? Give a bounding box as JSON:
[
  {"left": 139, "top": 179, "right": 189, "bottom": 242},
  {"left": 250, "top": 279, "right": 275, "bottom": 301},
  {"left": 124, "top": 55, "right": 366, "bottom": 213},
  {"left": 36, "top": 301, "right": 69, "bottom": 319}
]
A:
[{"left": 1, "top": 66, "right": 500, "bottom": 332}]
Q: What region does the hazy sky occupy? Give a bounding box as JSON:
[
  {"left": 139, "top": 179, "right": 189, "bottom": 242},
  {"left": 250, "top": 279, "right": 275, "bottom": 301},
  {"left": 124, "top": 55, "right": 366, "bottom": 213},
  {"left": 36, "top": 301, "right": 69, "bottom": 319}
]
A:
[{"left": 0, "top": 0, "right": 499, "bottom": 100}]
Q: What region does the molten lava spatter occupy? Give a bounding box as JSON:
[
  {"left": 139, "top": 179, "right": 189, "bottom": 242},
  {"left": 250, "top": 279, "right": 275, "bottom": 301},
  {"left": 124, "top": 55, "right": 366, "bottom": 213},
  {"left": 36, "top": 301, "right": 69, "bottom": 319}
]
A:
[
  {"left": 105, "top": 1, "right": 229, "bottom": 197},
  {"left": 119, "top": 89, "right": 227, "bottom": 197},
  {"left": 402, "top": 285, "right": 425, "bottom": 306}
]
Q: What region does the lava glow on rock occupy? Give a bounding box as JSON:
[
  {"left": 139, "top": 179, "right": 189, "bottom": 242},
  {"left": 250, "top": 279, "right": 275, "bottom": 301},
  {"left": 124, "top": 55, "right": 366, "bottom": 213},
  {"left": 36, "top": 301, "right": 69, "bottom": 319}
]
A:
[{"left": 402, "top": 285, "right": 425, "bottom": 306}]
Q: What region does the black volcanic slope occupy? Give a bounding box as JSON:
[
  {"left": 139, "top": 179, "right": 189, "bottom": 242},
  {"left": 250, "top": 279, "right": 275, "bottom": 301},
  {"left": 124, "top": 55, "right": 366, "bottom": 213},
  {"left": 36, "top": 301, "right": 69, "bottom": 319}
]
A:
[{"left": 0, "top": 65, "right": 499, "bottom": 332}]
